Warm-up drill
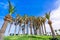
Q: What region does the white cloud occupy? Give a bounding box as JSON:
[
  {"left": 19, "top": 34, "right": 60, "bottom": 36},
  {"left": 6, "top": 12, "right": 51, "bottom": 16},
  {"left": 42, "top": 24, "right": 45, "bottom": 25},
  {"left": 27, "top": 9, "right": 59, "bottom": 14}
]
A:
[
  {"left": 46, "top": 0, "right": 60, "bottom": 32},
  {"left": 50, "top": 6, "right": 60, "bottom": 29},
  {"left": 55, "top": 0, "right": 60, "bottom": 8},
  {"left": 50, "top": 0, "right": 60, "bottom": 29}
]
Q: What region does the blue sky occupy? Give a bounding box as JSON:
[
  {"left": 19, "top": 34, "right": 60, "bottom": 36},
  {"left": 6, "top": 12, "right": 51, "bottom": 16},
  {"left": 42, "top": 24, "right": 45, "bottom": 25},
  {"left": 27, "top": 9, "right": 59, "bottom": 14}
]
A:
[
  {"left": 0, "top": 0, "right": 57, "bottom": 17},
  {"left": 0, "top": 0, "right": 60, "bottom": 36}
]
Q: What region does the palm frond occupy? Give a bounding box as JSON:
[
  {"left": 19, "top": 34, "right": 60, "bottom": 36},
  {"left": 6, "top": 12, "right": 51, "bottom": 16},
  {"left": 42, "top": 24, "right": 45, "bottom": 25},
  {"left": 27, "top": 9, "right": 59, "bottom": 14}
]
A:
[
  {"left": 45, "top": 12, "right": 51, "bottom": 20},
  {"left": 23, "top": 14, "right": 28, "bottom": 20},
  {"left": 8, "top": 0, "right": 15, "bottom": 15}
]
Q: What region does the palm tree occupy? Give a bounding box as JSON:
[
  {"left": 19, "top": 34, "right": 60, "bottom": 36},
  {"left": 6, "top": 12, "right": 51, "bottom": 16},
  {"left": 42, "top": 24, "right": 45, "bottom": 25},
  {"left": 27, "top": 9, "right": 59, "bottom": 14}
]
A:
[
  {"left": 39, "top": 17, "right": 42, "bottom": 35},
  {"left": 18, "top": 16, "right": 23, "bottom": 35},
  {"left": 42, "top": 17, "right": 46, "bottom": 35},
  {"left": 32, "top": 16, "right": 37, "bottom": 35},
  {"left": 0, "top": 0, "right": 15, "bottom": 40},
  {"left": 0, "top": 15, "right": 12, "bottom": 40},
  {"left": 25, "top": 17, "right": 29, "bottom": 34},
  {"left": 45, "top": 12, "right": 55, "bottom": 38},
  {"left": 29, "top": 16, "right": 33, "bottom": 35},
  {"left": 34, "top": 17, "right": 38, "bottom": 35},
  {"left": 22, "top": 14, "right": 28, "bottom": 34},
  {"left": 36, "top": 17, "right": 41, "bottom": 35},
  {"left": 14, "top": 14, "right": 20, "bottom": 35},
  {"left": 40, "top": 17, "right": 44, "bottom": 35}
]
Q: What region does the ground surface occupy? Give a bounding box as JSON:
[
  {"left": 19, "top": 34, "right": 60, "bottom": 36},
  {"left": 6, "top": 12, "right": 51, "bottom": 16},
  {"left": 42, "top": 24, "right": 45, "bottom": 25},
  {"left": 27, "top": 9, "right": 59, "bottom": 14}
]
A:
[{"left": 4, "top": 35, "right": 60, "bottom": 40}]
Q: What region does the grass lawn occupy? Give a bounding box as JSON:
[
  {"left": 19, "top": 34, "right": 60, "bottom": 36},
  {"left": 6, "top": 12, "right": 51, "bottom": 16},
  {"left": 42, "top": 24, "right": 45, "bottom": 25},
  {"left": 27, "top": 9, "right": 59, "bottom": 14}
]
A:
[{"left": 4, "top": 35, "right": 60, "bottom": 40}]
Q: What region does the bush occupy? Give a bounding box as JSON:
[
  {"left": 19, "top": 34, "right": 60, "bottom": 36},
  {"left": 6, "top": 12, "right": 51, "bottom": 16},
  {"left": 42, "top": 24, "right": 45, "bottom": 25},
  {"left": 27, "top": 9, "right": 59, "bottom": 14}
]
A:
[
  {"left": 16, "top": 34, "right": 18, "bottom": 35},
  {"left": 10, "top": 33, "right": 14, "bottom": 36}
]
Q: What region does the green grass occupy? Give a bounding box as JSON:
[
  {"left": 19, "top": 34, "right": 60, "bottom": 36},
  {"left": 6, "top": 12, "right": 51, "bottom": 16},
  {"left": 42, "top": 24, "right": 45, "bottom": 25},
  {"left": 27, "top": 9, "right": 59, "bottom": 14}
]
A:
[{"left": 4, "top": 35, "right": 60, "bottom": 40}]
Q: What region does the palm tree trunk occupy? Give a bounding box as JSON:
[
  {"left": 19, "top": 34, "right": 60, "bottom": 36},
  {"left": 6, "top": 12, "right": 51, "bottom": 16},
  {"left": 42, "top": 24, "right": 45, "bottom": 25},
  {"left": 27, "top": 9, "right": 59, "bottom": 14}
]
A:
[
  {"left": 35, "top": 27, "right": 38, "bottom": 35},
  {"left": 18, "top": 24, "right": 21, "bottom": 35},
  {"left": 49, "top": 24, "right": 55, "bottom": 38},
  {"left": 18, "top": 26, "right": 20, "bottom": 35},
  {"left": 33, "top": 28, "right": 36, "bottom": 35},
  {"left": 8, "top": 23, "right": 12, "bottom": 35},
  {"left": 39, "top": 26, "right": 42, "bottom": 35},
  {"left": 22, "top": 28, "right": 23, "bottom": 34},
  {"left": 1, "top": 21, "right": 8, "bottom": 33},
  {"left": 26, "top": 24, "right": 28, "bottom": 34},
  {"left": 33, "top": 24, "right": 35, "bottom": 35},
  {"left": 41, "top": 25, "right": 44, "bottom": 35},
  {"left": 24, "top": 23, "right": 25, "bottom": 34},
  {"left": 0, "top": 20, "right": 8, "bottom": 40},
  {"left": 14, "top": 25, "right": 17, "bottom": 35},
  {"left": 30, "top": 23, "right": 32, "bottom": 35},
  {"left": 0, "top": 32, "right": 4, "bottom": 40},
  {"left": 30, "top": 26, "right": 32, "bottom": 35},
  {"left": 44, "top": 23, "right": 47, "bottom": 35},
  {"left": 35, "top": 29, "right": 37, "bottom": 35},
  {"left": 37, "top": 29, "right": 39, "bottom": 35}
]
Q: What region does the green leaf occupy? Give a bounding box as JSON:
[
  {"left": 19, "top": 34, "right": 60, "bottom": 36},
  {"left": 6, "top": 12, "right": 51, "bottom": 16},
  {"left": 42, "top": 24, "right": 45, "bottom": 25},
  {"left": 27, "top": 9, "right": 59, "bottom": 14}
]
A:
[
  {"left": 45, "top": 12, "right": 50, "bottom": 20},
  {"left": 8, "top": 0, "right": 15, "bottom": 15}
]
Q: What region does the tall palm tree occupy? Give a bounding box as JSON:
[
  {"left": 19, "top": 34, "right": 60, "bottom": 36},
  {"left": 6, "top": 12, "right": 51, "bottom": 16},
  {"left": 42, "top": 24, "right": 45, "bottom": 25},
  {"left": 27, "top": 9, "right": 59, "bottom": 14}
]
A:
[
  {"left": 42, "top": 17, "right": 47, "bottom": 35},
  {"left": 45, "top": 12, "right": 55, "bottom": 38},
  {"left": 40, "top": 17, "right": 44, "bottom": 35},
  {"left": 34, "top": 17, "right": 38, "bottom": 35},
  {"left": 14, "top": 14, "right": 20, "bottom": 35},
  {"left": 0, "top": 0, "right": 15, "bottom": 40},
  {"left": 36, "top": 17, "right": 41, "bottom": 35},
  {"left": 18, "top": 16, "right": 23, "bottom": 35},
  {"left": 23, "top": 14, "right": 28, "bottom": 34},
  {"left": 32, "top": 16, "right": 37, "bottom": 35},
  {"left": 25, "top": 17, "right": 29, "bottom": 34},
  {"left": 29, "top": 16, "right": 33, "bottom": 35},
  {"left": 38, "top": 17, "right": 42, "bottom": 35},
  {"left": 0, "top": 15, "right": 12, "bottom": 40}
]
